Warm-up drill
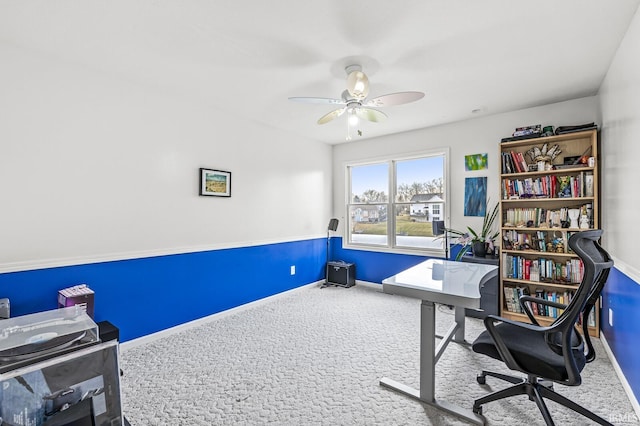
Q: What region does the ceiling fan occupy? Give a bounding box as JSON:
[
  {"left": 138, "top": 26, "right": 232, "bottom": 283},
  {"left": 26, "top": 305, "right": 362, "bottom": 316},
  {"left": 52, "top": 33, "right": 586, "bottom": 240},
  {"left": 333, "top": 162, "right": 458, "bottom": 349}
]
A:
[{"left": 289, "top": 65, "right": 425, "bottom": 140}]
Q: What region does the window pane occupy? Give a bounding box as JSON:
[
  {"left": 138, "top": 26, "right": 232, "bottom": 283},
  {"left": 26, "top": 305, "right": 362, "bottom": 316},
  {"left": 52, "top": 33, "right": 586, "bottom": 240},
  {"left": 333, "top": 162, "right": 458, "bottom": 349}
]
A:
[
  {"left": 395, "top": 203, "right": 443, "bottom": 249},
  {"left": 394, "top": 156, "right": 445, "bottom": 249},
  {"left": 348, "top": 204, "right": 388, "bottom": 246},
  {"left": 395, "top": 157, "right": 444, "bottom": 202},
  {"left": 350, "top": 163, "right": 388, "bottom": 203}
]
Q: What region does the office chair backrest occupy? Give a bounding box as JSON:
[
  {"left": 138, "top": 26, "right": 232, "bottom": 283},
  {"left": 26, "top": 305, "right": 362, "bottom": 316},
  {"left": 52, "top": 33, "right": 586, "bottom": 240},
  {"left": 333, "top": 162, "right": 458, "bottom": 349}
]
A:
[
  {"left": 569, "top": 230, "right": 613, "bottom": 362},
  {"left": 543, "top": 230, "right": 613, "bottom": 385}
]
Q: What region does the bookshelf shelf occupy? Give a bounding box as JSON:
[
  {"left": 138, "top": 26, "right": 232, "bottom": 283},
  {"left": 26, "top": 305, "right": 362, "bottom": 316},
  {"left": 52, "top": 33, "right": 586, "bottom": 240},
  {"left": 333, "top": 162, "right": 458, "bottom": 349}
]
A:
[
  {"left": 502, "top": 277, "right": 579, "bottom": 289},
  {"left": 501, "top": 165, "right": 594, "bottom": 178},
  {"left": 501, "top": 197, "right": 595, "bottom": 204},
  {"left": 502, "top": 249, "right": 578, "bottom": 258},
  {"left": 503, "top": 226, "right": 585, "bottom": 232},
  {"left": 499, "top": 129, "right": 600, "bottom": 337}
]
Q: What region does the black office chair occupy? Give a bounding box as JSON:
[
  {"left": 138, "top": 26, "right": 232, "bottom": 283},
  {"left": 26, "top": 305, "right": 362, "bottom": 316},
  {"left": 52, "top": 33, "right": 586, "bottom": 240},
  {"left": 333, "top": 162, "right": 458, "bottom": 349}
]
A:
[{"left": 471, "top": 230, "right": 614, "bottom": 425}]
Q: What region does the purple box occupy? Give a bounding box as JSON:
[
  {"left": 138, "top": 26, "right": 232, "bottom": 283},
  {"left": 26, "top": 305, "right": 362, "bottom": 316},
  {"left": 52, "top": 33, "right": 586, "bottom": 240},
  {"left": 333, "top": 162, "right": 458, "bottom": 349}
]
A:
[{"left": 58, "top": 285, "right": 95, "bottom": 318}]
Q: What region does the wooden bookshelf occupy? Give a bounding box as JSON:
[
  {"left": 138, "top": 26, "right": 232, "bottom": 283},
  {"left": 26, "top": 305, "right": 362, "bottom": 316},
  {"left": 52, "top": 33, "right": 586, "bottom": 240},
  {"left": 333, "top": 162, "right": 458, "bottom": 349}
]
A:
[{"left": 498, "top": 129, "right": 600, "bottom": 337}]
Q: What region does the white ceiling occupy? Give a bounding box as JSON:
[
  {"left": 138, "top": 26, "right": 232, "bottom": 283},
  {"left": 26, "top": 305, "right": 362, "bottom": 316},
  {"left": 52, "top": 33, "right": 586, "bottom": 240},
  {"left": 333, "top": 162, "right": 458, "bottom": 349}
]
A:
[{"left": 1, "top": 1, "right": 639, "bottom": 144}]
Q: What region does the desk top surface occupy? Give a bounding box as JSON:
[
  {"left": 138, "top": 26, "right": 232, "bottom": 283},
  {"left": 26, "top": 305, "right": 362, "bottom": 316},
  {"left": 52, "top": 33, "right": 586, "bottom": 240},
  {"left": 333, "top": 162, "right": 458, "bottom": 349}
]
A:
[{"left": 382, "top": 259, "right": 498, "bottom": 308}]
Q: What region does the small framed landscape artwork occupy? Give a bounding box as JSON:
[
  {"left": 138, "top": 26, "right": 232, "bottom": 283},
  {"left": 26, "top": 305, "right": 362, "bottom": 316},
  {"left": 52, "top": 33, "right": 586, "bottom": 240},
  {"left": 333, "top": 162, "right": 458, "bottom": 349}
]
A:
[{"left": 199, "top": 168, "right": 231, "bottom": 197}]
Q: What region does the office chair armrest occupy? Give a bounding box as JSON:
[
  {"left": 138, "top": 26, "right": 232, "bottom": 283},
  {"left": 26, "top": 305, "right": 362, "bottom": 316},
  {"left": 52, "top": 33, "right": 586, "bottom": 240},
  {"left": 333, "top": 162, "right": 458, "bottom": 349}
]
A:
[
  {"left": 483, "top": 314, "right": 549, "bottom": 372},
  {"left": 519, "top": 295, "right": 568, "bottom": 325}
]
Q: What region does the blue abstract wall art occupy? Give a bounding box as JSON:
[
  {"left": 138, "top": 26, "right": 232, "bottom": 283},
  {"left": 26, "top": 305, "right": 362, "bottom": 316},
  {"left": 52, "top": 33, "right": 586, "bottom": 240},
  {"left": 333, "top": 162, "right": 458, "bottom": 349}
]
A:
[{"left": 464, "top": 177, "right": 487, "bottom": 216}]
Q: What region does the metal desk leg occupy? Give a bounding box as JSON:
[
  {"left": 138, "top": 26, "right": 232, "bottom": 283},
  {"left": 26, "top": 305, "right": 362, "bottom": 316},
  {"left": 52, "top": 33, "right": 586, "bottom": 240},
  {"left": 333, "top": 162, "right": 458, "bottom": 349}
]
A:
[
  {"left": 454, "top": 306, "right": 466, "bottom": 343},
  {"left": 380, "top": 300, "right": 485, "bottom": 425},
  {"left": 420, "top": 299, "right": 437, "bottom": 401}
]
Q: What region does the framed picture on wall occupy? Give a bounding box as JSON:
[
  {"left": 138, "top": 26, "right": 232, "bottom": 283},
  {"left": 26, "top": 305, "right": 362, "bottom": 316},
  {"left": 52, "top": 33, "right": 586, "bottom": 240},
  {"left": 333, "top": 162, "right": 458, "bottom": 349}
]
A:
[
  {"left": 464, "top": 176, "right": 487, "bottom": 216},
  {"left": 464, "top": 153, "right": 488, "bottom": 171},
  {"left": 199, "top": 168, "right": 231, "bottom": 197}
]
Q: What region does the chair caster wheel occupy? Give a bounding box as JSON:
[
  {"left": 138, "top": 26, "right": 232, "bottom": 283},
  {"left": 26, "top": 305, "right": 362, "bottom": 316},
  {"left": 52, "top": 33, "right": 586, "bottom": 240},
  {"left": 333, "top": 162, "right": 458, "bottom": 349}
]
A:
[
  {"left": 476, "top": 374, "right": 486, "bottom": 385},
  {"left": 473, "top": 405, "right": 483, "bottom": 415}
]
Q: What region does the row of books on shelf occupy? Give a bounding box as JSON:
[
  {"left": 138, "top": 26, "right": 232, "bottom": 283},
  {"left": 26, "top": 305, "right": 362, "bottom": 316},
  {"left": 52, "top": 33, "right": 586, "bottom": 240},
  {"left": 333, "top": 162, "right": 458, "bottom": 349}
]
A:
[
  {"left": 502, "top": 253, "right": 584, "bottom": 284},
  {"left": 501, "top": 151, "right": 529, "bottom": 174},
  {"left": 503, "top": 286, "right": 596, "bottom": 327},
  {"left": 501, "top": 172, "right": 594, "bottom": 200},
  {"left": 502, "top": 229, "right": 581, "bottom": 253},
  {"left": 503, "top": 205, "right": 593, "bottom": 228}
]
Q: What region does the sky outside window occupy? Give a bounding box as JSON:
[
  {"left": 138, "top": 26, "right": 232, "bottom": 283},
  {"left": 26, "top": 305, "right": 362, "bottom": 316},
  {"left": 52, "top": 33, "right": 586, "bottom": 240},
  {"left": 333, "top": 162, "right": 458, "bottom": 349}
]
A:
[{"left": 351, "top": 157, "right": 443, "bottom": 198}]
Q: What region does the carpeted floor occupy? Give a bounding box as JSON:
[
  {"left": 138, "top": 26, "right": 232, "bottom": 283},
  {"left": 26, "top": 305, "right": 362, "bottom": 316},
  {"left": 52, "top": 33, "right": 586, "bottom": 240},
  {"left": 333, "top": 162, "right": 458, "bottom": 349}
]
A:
[{"left": 119, "top": 283, "right": 639, "bottom": 425}]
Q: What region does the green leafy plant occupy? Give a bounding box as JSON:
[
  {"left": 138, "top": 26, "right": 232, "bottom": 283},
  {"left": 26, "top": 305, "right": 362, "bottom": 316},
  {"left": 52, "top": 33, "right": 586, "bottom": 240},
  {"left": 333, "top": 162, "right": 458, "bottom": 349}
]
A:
[{"left": 444, "top": 202, "right": 500, "bottom": 260}]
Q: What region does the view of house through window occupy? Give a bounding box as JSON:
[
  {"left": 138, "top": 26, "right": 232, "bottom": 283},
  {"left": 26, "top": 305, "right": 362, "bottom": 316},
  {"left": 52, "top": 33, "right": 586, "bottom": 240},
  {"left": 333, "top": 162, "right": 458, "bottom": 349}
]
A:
[{"left": 347, "top": 152, "right": 446, "bottom": 252}]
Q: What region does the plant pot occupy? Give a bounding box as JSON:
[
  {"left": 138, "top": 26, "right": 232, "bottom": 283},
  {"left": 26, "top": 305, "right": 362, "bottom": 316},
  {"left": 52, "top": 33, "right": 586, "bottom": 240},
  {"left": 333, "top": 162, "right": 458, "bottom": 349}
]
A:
[{"left": 472, "top": 241, "right": 486, "bottom": 257}]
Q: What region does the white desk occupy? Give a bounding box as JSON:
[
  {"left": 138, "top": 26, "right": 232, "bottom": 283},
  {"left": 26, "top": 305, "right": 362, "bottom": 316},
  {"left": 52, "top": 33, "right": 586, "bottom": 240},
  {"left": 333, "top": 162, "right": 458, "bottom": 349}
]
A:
[{"left": 380, "top": 258, "right": 498, "bottom": 425}]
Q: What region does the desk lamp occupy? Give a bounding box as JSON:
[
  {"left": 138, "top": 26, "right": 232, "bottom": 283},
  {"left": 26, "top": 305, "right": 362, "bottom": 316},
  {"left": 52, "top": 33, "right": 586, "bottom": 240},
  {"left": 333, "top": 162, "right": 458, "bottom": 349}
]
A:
[{"left": 324, "top": 218, "right": 339, "bottom": 286}]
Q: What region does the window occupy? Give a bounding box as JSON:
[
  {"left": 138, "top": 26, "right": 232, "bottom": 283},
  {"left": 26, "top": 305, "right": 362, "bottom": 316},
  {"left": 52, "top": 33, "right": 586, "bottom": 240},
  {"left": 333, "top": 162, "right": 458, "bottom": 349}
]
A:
[{"left": 346, "top": 150, "right": 448, "bottom": 254}]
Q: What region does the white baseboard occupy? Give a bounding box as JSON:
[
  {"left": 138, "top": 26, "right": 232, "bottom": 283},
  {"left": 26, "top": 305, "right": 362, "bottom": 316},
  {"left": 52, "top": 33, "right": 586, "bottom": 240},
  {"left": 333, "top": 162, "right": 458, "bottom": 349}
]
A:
[{"left": 600, "top": 332, "right": 640, "bottom": 423}]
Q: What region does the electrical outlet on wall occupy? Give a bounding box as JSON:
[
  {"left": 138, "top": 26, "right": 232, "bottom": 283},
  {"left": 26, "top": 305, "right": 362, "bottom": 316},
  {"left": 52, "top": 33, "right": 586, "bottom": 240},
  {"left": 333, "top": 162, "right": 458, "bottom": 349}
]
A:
[
  {"left": 609, "top": 308, "right": 614, "bottom": 327},
  {"left": 290, "top": 265, "right": 296, "bottom": 275}
]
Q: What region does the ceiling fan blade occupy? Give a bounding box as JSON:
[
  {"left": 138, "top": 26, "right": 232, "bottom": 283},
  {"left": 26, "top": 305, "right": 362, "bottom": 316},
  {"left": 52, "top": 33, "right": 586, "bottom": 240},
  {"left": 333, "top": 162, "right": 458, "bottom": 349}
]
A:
[
  {"left": 355, "top": 107, "right": 387, "bottom": 123},
  {"left": 317, "top": 108, "right": 346, "bottom": 124},
  {"left": 365, "top": 91, "right": 425, "bottom": 107},
  {"left": 288, "top": 97, "right": 345, "bottom": 105}
]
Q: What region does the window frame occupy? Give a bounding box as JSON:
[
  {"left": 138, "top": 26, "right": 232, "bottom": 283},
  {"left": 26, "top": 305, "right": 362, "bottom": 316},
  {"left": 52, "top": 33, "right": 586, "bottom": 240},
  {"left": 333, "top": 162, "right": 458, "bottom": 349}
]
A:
[{"left": 344, "top": 148, "right": 450, "bottom": 256}]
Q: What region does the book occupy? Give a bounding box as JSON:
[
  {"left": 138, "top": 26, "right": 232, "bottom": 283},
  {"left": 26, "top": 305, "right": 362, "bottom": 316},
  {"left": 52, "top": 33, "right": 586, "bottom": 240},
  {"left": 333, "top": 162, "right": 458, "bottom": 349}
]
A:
[
  {"left": 515, "top": 124, "right": 542, "bottom": 132},
  {"left": 510, "top": 151, "right": 522, "bottom": 173},
  {"left": 517, "top": 152, "right": 528, "bottom": 172},
  {"left": 554, "top": 123, "right": 597, "bottom": 135},
  {"left": 535, "top": 288, "right": 546, "bottom": 316},
  {"left": 585, "top": 173, "right": 594, "bottom": 197},
  {"left": 546, "top": 291, "right": 556, "bottom": 318},
  {"left": 504, "top": 287, "right": 516, "bottom": 312},
  {"left": 501, "top": 133, "right": 543, "bottom": 143}
]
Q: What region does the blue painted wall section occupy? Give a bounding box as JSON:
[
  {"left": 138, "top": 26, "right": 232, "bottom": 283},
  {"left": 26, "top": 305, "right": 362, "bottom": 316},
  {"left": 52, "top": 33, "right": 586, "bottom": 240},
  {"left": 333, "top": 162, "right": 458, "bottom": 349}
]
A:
[
  {"left": 601, "top": 267, "right": 640, "bottom": 402},
  {"left": 0, "top": 238, "right": 326, "bottom": 342},
  {"left": 331, "top": 237, "right": 431, "bottom": 283}
]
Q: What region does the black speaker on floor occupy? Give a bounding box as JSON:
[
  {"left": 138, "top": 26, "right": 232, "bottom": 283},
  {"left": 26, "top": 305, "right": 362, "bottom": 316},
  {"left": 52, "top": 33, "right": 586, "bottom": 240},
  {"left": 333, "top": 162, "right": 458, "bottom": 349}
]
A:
[{"left": 326, "top": 261, "right": 355, "bottom": 288}]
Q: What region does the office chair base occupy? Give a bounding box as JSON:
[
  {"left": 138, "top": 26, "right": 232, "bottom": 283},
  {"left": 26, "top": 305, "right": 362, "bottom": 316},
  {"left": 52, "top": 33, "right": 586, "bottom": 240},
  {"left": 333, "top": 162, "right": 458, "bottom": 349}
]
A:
[
  {"left": 474, "top": 374, "right": 613, "bottom": 426},
  {"left": 477, "top": 370, "right": 526, "bottom": 386}
]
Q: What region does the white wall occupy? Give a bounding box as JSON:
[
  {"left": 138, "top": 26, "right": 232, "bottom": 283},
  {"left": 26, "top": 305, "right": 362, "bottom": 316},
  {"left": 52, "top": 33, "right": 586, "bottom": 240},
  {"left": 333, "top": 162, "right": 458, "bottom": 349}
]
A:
[
  {"left": 599, "top": 6, "right": 640, "bottom": 274},
  {"left": 333, "top": 97, "right": 599, "bottom": 242},
  {"left": 0, "top": 43, "right": 332, "bottom": 272}
]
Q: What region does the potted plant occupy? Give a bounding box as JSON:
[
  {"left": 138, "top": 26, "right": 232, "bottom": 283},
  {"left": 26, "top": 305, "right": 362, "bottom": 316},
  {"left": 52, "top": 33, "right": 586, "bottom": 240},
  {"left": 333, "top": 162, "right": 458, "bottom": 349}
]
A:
[{"left": 444, "top": 202, "right": 500, "bottom": 260}]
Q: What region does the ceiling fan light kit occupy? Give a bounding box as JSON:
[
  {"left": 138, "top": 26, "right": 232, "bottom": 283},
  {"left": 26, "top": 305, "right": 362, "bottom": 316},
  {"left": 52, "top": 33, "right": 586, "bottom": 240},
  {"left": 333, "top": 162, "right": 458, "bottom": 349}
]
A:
[
  {"left": 289, "top": 64, "right": 425, "bottom": 141},
  {"left": 346, "top": 65, "right": 369, "bottom": 99}
]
